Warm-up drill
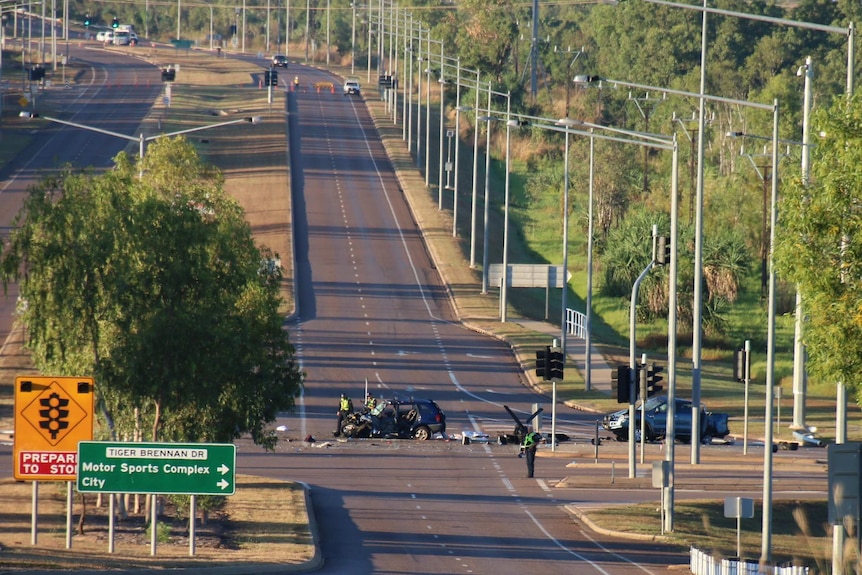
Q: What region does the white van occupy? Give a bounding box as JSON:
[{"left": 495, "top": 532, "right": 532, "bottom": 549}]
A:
[
  {"left": 96, "top": 30, "right": 114, "bottom": 43},
  {"left": 113, "top": 30, "right": 131, "bottom": 46}
]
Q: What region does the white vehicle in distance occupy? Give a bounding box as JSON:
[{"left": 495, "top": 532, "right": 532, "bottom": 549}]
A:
[
  {"left": 343, "top": 79, "right": 361, "bottom": 95},
  {"left": 113, "top": 30, "right": 131, "bottom": 45},
  {"left": 96, "top": 30, "right": 113, "bottom": 43}
]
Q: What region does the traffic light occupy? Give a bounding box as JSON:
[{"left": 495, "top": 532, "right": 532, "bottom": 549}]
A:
[
  {"left": 535, "top": 346, "right": 551, "bottom": 381},
  {"left": 656, "top": 235, "right": 670, "bottom": 265},
  {"left": 161, "top": 68, "right": 176, "bottom": 82},
  {"left": 29, "top": 67, "right": 46, "bottom": 81},
  {"left": 646, "top": 362, "right": 664, "bottom": 396},
  {"left": 611, "top": 365, "right": 632, "bottom": 403},
  {"left": 265, "top": 70, "right": 278, "bottom": 86},
  {"left": 84, "top": 14, "right": 91, "bottom": 26},
  {"left": 549, "top": 348, "right": 564, "bottom": 380},
  {"left": 112, "top": 17, "right": 119, "bottom": 28},
  {"left": 734, "top": 348, "right": 749, "bottom": 382}
]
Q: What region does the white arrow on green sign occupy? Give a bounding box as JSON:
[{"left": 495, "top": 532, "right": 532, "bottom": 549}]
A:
[{"left": 76, "top": 441, "right": 236, "bottom": 495}]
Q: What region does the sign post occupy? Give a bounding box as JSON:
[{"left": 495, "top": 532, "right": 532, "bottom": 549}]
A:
[{"left": 77, "top": 441, "right": 236, "bottom": 495}]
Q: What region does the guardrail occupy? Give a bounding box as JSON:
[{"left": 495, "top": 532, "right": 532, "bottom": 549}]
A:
[{"left": 690, "top": 547, "right": 809, "bottom": 575}]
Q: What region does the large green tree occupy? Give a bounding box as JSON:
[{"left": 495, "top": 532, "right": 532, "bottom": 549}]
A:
[
  {"left": 0, "top": 138, "right": 303, "bottom": 448},
  {"left": 776, "top": 95, "right": 862, "bottom": 401}
]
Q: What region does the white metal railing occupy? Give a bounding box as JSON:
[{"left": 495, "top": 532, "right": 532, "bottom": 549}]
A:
[
  {"left": 690, "top": 547, "right": 809, "bottom": 575},
  {"left": 565, "top": 308, "right": 586, "bottom": 340}
]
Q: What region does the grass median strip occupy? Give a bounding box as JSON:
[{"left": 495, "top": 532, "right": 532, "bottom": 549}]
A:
[{"left": 0, "top": 475, "right": 315, "bottom": 569}]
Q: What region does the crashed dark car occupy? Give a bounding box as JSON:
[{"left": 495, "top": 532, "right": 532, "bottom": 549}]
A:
[
  {"left": 601, "top": 395, "right": 730, "bottom": 444},
  {"left": 340, "top": 398, "right": 446, "bottom": 440}
]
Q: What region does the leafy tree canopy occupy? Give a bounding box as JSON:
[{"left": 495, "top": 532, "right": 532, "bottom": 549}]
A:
[
  {"left": 776, "top": 94, "right": 862, "bottom": 402},
  {"left": 0, "top": 138, "right": 303, "bottom": 449}
]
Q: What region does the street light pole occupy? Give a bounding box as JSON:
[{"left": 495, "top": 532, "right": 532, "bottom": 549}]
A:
[
  {"left": 691, "top": 0, "right": 707, "bottom": 466},
  {"left": 415, "top": 31, "right": 423, "bottom": 169},
  {"left": 351, "top": 1, "right": 356, "bottom": 74},
  {"left": 585, "top": 130, "right": 595, "bottom": 391},
  {"left": 470, "top": 69, "right": 481, "bottom": 268},
  {"left": 424, "top": 32, "right": 432, "bottom": 186},
  {"left": 437, "top": 43, "right": 445, "bottom": 208},
  {"left": 452, "top": 58, "right": 461, "bottom": 238},
  {"left": 501, "top": 91, "right": 511, "bottom": 322},
  {"left": 792, "top": 56, "right": 813, "bottom": 432},
  {"left": 480, "top": 83, "right": 492, "bottom": 295}
]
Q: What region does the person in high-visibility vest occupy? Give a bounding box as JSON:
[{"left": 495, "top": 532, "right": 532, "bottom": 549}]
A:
[
  {"left": 334, "top": 393, "right": 354, "bottom": 437},
  {"left": 520, "top": 428, "right": 542, "bottom": 478},
  {"left": 364, "top": 393, "right": 377, "bottom": 412}
]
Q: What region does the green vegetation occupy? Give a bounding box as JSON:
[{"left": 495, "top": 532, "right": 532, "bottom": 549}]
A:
[
  {"left": 587, "top": 500, "right": 833, "bottom": 571},
  {"left": 777, "top": 96, "right": 862, "bottom": 408},
  {"left": 0, "top": 137, "right": 303, "bottom": 447}
]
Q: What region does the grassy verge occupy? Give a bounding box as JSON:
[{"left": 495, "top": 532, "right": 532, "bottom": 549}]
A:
[
  {"left": 0, "top": 475, "right": 315, "bottom": 570},
  {"left": 586, "top": 499, "right": 834, "bottom": 572}
]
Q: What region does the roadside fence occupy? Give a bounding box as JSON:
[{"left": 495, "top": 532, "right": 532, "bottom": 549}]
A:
[{"left": 690, "top": 547, "right": 809, "bottom": 575}]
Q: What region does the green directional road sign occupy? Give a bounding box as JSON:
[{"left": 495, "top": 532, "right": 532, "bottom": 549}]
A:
[{"left": 77, "top": 441, "right": 236, "bottom": 495}]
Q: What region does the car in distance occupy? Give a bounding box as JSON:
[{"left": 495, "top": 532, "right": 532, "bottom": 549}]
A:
[
  {"left": 601, "top": 395, "right": 730, "bottom": 443},
  {"left": 113, "top": 30, "right": 131, "bottom": 46},
  {"left": 272, "top": 54, "right": 288, "bottom": 68},
  {"left": 343, "top": 79, "right": 361, "bottom": 95}
]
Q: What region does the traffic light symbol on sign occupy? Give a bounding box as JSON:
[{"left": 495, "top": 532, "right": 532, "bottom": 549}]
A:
[
  {"left": 39, "top": 392, "right": 70, "bottom": 440},
  {"left": 535, "top": 346, "right": 551, "bottom": 381}
]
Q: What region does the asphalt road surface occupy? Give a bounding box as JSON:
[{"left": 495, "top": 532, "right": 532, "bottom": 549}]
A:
[{"left": 257, "top": 65, "right": 690, "bottom": 574}]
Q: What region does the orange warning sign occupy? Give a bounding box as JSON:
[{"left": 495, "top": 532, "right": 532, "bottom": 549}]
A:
[{"left": 13, "top": 376, "right": 94, "bottom": 481}]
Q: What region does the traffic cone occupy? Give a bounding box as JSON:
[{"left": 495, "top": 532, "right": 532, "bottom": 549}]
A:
[
  {"left": 259, "top": 79, "right": 263, "bottom": 89},
  {"left": 330, "top": 85, "right": 334, "bottom": 94}
]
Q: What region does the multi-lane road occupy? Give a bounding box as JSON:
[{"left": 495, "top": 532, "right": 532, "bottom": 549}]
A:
[
  {"left": 0, "top": 44, "right": 164, "bottom": 346},
  {"left": 0, "top": 46, "right": 827, "bottom": 574}
]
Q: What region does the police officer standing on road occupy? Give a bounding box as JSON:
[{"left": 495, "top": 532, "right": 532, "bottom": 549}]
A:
[
  {"left": 334, "top": 393, "right": 354, "bottom": 437},
  {"left": 521, "top": 428, "right": 542, "bottom": 478},
  {"left": 364, "top": 393, "right": 377, "bottom": 412}
]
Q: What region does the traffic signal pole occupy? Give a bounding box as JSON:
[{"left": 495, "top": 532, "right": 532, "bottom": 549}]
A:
[
  {"left": 629, "top": 256, "right": 655, "bottom": 478},
  {"left": 640, "top": 353, "right": 647, "bottom": 464}
]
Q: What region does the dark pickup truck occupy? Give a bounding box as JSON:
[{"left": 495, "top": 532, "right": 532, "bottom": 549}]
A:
[{"left": 602, "top": 395, "right": 730, "bottom": 444}]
